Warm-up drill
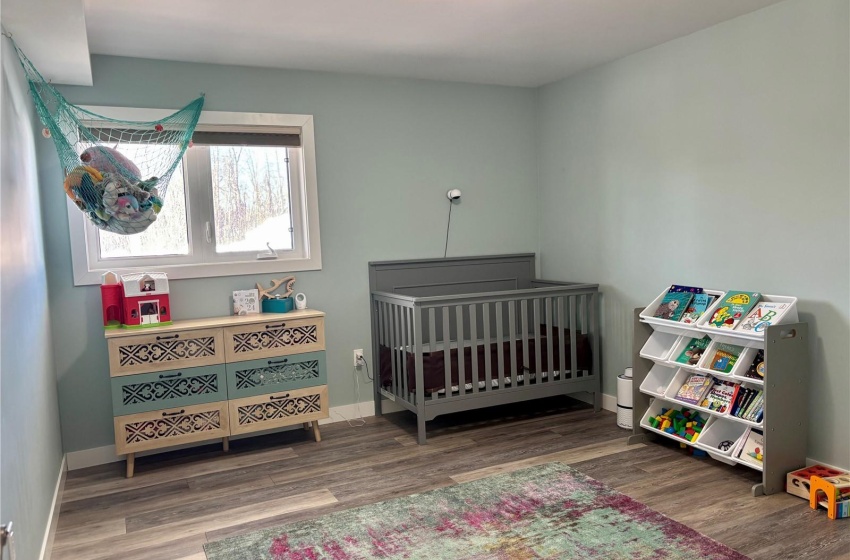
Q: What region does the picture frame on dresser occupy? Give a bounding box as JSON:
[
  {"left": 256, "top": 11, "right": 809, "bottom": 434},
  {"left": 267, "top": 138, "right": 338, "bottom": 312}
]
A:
[
  {"left": 105, "top": 310, "right": 328, "bottom": 477},
  {"left": 628, "top": 288, "right": 809, "bottom": 497}
]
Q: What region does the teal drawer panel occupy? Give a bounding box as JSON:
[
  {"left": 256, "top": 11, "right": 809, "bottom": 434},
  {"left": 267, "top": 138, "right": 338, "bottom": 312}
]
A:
[
  {"left": 226, "top": 351, "right": 326, "bottom": 399},
  {"left": 111, "top": 364, "right": 227, "bottom": 416}
]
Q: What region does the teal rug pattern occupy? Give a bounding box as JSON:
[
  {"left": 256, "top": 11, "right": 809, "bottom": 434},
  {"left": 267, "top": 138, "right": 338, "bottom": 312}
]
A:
[{"left": 204, "top": 462, "right": 748, "bottom": 560}]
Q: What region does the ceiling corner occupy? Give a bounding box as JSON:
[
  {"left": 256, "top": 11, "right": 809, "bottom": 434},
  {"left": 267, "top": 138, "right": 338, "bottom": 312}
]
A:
[{"left": 1, "top": 0, "right": 92, "bottom": 86}]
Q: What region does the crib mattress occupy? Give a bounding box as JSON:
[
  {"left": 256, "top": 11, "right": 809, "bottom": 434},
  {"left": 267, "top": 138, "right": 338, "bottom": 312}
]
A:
[{"left": 379, "top": 327, "right": 592, "bottom": 395}]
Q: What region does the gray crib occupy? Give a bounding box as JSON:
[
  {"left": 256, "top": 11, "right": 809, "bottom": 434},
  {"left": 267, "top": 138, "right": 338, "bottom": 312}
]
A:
[{"left": 369, "top": 254, "right": 601, "bottom": 444}]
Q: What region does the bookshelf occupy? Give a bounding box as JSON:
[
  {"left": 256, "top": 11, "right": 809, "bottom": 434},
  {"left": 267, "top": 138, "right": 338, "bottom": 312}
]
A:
[{"left": 628, "top": 290, "right": 809, "bottom": 497}]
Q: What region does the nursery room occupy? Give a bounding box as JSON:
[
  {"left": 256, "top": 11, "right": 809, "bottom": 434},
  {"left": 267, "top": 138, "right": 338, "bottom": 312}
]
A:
[{"left": 0, "top": 0, "right": 848, "bottom": 559}]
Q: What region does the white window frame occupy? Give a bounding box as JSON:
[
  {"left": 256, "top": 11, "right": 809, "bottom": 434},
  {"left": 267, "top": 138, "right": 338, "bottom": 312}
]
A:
[{"left": 68, "top": 108, "right": 322, "bottom": 285}]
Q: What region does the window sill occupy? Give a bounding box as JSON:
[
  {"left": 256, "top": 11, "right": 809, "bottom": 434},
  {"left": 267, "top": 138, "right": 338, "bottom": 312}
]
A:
[{"left": 73, "top": 256, "right": 322, "bottom": 286}]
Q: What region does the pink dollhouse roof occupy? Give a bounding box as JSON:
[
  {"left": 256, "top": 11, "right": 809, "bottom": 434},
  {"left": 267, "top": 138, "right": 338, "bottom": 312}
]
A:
[{"left": 121, "top": 272, "right": 170, "bottom": 297}]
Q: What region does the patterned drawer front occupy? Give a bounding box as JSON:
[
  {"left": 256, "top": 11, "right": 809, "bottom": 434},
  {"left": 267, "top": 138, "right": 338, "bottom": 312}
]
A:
[
  {"left": 223, "top": 316, "right": 325, "bottom": 362},
  {"left": 108, "top": 328, "right": 224, "bottom": 377},
  {"left": 228, "top": 385, "right": 328, "bottom": 436},
  {"left": 226, "top": 351, "right": 326, "bottom": 400},
  {"left": 114, "top": 401, "right": 229, "bottom": 455},
  {"left": 111, "top": 364, "right": 226, "bottom": 416}
]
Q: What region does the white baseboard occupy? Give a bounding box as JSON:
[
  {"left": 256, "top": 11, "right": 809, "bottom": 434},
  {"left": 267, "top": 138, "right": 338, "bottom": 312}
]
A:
[
  {"left": 39, "top": 455, "right": 67, "bottom": 560},
  {"left": 66, "top": 399, "right": 407, "bottom": 471},
  {"left": 569, "top": 391, "right": 617, "bottom": 413}
]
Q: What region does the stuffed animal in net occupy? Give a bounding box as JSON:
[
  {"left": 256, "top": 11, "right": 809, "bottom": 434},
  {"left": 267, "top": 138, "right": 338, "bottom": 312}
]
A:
[{"left": 72, "top": 171, "right": 163, "bottom": 235}]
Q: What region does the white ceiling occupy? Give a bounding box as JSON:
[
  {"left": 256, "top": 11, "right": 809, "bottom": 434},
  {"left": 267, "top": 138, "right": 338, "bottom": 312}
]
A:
[{"left": 5, "top": 0, "right": 787, "bottom": 87}]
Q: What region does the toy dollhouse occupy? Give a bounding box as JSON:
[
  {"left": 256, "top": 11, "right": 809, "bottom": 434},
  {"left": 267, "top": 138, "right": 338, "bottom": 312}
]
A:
[{"left": 100, "top": 271, "right": 172, "bottom": 329}]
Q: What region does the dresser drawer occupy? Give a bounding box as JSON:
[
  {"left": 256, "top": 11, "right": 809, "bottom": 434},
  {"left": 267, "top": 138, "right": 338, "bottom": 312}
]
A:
[
  {"left": 228, "top": 385, "right": 328, "bottom": 436},
  {"left": 111, "top": 364, "right": 226, "bottom": 416},
  {"left": 223, "top": 316, "right": 325, "bottom": 362},
  {"left": 114, "top": 401, "right": 229, "bottom": 455},
  {"left": 108, "top": 328, "right": 224, "bottom": 377},
  {"left": 226, "top": 351, "right": 326, "bottom": 400}
]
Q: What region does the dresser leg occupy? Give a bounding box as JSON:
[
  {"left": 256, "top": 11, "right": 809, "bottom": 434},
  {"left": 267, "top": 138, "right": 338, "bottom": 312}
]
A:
[
  {"left": 126, "top": 453, "right": 135, "bottom": 478},
  {"left": 222, "top": 436, "right": 229, "bottom": 452},
  {"left": 311, "top": 421, "right": 322, "bottom": 442},
  {"left": 303, "top": 422, "right": 310, "bottom": 431}
]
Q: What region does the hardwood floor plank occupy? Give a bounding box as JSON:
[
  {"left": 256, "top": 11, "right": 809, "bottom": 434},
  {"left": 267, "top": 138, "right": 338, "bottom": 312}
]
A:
[{"left": 450, "top": 437, "right": 638, "bottom": 483}]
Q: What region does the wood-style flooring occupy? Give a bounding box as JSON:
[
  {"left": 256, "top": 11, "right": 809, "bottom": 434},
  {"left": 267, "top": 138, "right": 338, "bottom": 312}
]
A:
[{"left": 52, "top": 398, "right": 849, "bottom": 559}]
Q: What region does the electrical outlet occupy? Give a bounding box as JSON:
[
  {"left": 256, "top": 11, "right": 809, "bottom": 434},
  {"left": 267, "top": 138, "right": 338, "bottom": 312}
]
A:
[{"left": 353, "top": 349, "right": 364, "bottom": 368}]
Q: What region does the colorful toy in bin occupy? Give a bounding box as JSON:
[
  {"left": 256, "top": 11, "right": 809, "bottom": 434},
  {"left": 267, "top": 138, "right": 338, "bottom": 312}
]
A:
[
  {"left": 809, "top": 475, "right": 850, "bottom": 520},
  {"left": 787, "top": 464, "right": 849, "bottom": 501},
  {"left": 648, "top": 407, "right": 705, "bottom": 443}
]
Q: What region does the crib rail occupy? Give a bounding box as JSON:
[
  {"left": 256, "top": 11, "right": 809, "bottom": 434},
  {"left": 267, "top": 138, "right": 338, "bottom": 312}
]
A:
[{"left": 371, "top": 282, "right": 600, "bottom": 412}]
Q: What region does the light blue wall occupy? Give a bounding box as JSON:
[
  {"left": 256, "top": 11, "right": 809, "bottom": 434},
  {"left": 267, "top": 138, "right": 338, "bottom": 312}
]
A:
[
  {"left": 536, "top": 0, "right": 849, "bottom": 468},
  {"left": 43, "top": 57, "right": 540, "bottom": 452},
  {"left": 1, "top": 35, "right": 65, "bottom": 560}
]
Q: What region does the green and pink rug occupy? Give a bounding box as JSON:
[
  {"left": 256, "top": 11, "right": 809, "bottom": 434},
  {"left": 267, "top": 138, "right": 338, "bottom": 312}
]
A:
[{"left": 205, "top": 462, "right": 747, "bottom": 560}]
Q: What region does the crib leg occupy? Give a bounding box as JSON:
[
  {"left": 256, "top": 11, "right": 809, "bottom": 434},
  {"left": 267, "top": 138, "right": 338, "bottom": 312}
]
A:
[
  {"left": 593, "top": 390, "right": 602, "bottom": 412},
  {"left": 374, "top": 393, "right": 383, "bottom": 417},
  {"left": 417, "top": 415, "right": 427, "bottom": 445}
]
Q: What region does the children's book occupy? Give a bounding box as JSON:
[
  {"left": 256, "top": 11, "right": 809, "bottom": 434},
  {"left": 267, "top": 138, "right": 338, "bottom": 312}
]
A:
[
  {"left": 736, "top": 301, "right": 791, "bottom": 333},
  {"left": 669, "top": 284, "right": 704, "bottom": 294},
  {"left": 674, "top": 373, "right": 713, "bottom": 405},
  {"left": 680, "top": 293, "right": 715, "bottom": 324},
  {"left": 708, "top": 343, "right": 743, "bottom": 374},
  {"left": 654, "top": 291, "right": 694, "bottom": 322},
  {"left": 742, "top": 349, "right": 765, "bottom": 380},
  {"left": 675, "top": 336, "right": 711, "bottom": 366},
  {"left": 707, "top": 291, "right": 761, "bottom": 329},
  {"left": 700, "top": 379, "right": 737, "bottom": 413},
  {"left": 737, "top": 428, "right": 764, "bottom": 466}
]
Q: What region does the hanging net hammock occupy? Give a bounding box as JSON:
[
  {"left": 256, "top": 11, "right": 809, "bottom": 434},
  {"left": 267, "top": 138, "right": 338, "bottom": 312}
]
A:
[{"left": 13, "top": 40, "right": 204, "bottom": 235}]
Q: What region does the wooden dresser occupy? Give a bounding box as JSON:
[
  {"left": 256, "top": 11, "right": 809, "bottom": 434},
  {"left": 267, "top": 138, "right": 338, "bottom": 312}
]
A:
[{"left": 105, "top": 310, "right": 328, "bottom": 477}]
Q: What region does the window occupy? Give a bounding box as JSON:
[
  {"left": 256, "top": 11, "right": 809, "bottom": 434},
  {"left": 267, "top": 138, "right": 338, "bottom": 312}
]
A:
[{"left": 68, "top": 109, "right": 321, "bottom": 285}]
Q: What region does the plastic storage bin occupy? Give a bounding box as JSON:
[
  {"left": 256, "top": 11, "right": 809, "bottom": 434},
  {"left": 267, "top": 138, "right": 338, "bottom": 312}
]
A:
[{"left": 639, "top": 287, "right": 725, "bottom": 337}]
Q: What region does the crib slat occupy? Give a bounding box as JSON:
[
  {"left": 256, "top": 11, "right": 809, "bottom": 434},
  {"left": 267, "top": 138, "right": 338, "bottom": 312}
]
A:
[
  {"left": 428, "top": 308, "right": 437, "bottom": 401},
  {"left": 580, "top": 294, "right": 589, "bottom": 377},
  {"left": 482, "top": 303, "right": 492, "bottom": 392},
  {"left": 508, "top": 300, "right": 517, "bottom": 389},
  {"left": 456, "top": 305, "right": 466, "bottom": 396},
  {"left": 399, "top": 306, "right": 407, "bottom": 401},
  {"left": 533, "top": 298, "right": 542, "bottom": 382},
  {"left": 569, "top": 296, "right": 578, "bottom": 379},
  {"left": 469, "top": 304, "right": 479, "bottom": 394},
  {"left": 545, "top": 297, "right": 554, "bottom": 383},
  {"left": 390, "top": 304, "right": 399, "bottom": 396},
  {"left": 442, "top": 306, "right": 452, "bottom": 398},
  {"left": 591, "top": 291, "right": 600, "bottom": 382},
  {"left": 520, "top": 299, "right": 529, "bottom": 373},
  {"left": 558, "top": 297, "right": 567, "bottom": 379},
  {"left": 412, "top": 306, "right": 424, "bottom": 407},
  {"left": 495, "top": 301, "right": 505, "bottom": 390}
]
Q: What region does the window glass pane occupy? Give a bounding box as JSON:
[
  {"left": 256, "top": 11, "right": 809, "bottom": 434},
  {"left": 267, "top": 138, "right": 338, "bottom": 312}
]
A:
[
  {"left": 209, "top": 146, "right": 294, "bottom": 254},
  {"left": 97, "top": 144, "right": 189, "bottom": 259}
]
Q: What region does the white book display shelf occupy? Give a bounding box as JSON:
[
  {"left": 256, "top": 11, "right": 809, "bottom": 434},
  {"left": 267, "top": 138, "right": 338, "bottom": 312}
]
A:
[{"left": 629, "top": 287, "right": 809, "bottom": 496}]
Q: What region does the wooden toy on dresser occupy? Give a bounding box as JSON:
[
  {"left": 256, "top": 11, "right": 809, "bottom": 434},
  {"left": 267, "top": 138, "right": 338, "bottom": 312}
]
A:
[{"left": 631, "top": 284, "right": 809, "bottom": 496}]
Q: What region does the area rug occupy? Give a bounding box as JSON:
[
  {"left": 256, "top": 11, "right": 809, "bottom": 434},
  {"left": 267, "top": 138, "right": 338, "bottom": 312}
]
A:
[{"left": 204, "top": 462, "right": 748, "bottom": 560}]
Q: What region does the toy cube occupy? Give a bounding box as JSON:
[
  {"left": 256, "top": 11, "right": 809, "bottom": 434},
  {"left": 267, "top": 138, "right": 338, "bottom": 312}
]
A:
[{"left": 787, "top": 465, "right": 849, "bottom": 500}]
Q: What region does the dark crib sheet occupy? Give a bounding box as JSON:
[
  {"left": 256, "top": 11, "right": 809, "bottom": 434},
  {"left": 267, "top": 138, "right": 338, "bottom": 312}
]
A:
[{"left": 379, "top": 327, "right": 592, "bottom": 395}]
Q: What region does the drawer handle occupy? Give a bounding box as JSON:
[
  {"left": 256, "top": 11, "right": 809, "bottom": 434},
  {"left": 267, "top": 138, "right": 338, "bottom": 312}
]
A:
[
  {"left": 267, "top": 359, "right": 289, "bottom": 365},
  {"left": 269, "top": 394, "right": 290, "bottom": 400},
  {"left": 162, "top": 409, "right": 185, "bottom": 417},
  {"left": 156, "top": 334, "right": 180, "bottom": 341},
  {"left": 265, "top": 323, "right": 286, "bottom": 330},
  {"left": 159, "top": 372, "right": 183, "bottom": 379}
]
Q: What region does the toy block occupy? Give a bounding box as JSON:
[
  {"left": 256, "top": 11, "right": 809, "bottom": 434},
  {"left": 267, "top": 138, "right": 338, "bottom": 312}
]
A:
[
  {"left": 809, "top": 475, "right": 850, "bottom": 520},
  {"left": 787, "top": 465, "right": 849, "bottom": 501}
]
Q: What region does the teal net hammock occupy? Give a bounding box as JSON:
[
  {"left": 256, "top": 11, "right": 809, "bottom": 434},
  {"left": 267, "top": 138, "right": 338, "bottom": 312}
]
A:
[{"left": 13, "top": 41, "right": 204, "bottom": 235}]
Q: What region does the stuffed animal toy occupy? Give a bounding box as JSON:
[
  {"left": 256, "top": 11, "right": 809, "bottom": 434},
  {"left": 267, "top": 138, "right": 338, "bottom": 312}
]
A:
[
  {"left": 80, "top": 146, "right": 142, "bottom": 181},
  {"left": 63, "top": 165, "right": 103, "bottom": 209},
  {"left": 98, "top": 173, "right": 158, "bottom": 234}
]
